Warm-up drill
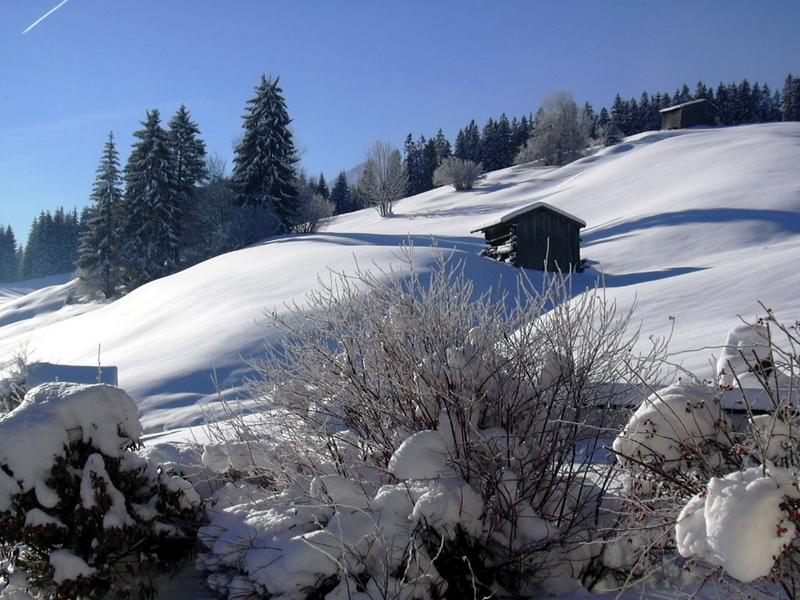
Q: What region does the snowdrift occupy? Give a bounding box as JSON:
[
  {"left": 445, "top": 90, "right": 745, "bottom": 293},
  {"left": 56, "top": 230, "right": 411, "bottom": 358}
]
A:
[{"left": 0, "top": 123, "right": 797, "bottom": 432}]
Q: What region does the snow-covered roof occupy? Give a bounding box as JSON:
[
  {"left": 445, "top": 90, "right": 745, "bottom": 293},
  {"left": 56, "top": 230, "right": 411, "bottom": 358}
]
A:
[
  {"left": 659, "top": 98, "right": 716, "bottom": 113},
  {"left": 470, "top": 201, "right": 586, "bottom": 233}
]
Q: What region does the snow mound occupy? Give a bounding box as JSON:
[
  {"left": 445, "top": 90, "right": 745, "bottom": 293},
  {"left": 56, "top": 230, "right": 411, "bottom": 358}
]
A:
[
  {"left": 0, "top": 382, "right": 141, "bottom": 511},
  {"left": 676, "top": 466, "right": 799, "bottom": 582},
  {"left": 49, "top": 549, "right": 96, "bottom": 583},
  {"left": 388, "top": 430, "right": 452, "bottom": 479},
  {"left": 612, "top": 383, "right": 731, "bottom": 470}
]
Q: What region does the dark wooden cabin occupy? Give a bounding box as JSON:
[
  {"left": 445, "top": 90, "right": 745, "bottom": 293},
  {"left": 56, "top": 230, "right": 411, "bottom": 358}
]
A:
[
  {"left": 660, "top": 98, "right": 717, "bottom": 130},
  {"left": 471, "top": 202, "right": 586, "bottom": 271}
]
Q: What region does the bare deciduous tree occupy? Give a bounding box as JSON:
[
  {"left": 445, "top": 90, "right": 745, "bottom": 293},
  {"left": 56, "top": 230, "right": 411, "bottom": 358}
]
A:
[
  {"left": 516, "top": 91, "right": 587, "bottom": 166},
  {"left": 358, "top": 141, "right": 407, "bottom": 217}
]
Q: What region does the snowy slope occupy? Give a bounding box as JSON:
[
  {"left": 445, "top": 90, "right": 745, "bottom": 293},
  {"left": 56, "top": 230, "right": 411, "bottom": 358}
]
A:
[{"left": 0, "top": 123, "right": 798, "bottom": 432}]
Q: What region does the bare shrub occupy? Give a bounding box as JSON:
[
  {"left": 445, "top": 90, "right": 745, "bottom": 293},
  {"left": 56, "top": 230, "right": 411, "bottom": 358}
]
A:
[
  {"left": 432, "top": 157, "right": 482, "bottom": 191},
  {"left": 295, "top": 192, "right": 335, "bottom": 234},
  {"left": 200, "top": 248, "right": 668, "bottom": 597},
  {"left": 0, "top": 347, "right": 31, "bottom": 415}
]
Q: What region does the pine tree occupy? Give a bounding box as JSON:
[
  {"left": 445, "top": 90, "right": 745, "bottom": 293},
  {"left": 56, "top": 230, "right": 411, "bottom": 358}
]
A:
[
  {"left": 329, "top": 171, "right": 352, "bottom": 214},
  {"left": 232, "top": 76, "right": 298, "bottom": 231},
  {"left": 78, "top": 132, "right": 124, "bottom": 298},
  {"left": 480, "top": 118, "right": 502, "bottom": 171},
  {"left": 610, "top": 95, "right": 627, "bottom": 135},
  {"left": 404, "top": 134, "right": 425, "bottom": 196},
  {"left": 511, "top": 115, "right": 531, "bottom": 154},
  {"left": 122, "top": 109, "right": 180, "bottom": 289},
  {"left": 420, "top": 137, "right": 438, "bottom": 191},
  {"left": 168, "top": 105, "right": 207, "bottom": 259},
  {"left": 735, "top": 80, "right": 754, "bottom": 124},
  {"left": 432, "top": 129, "right": 452, "bottom": 164},
  {"left": 316, "top": 173, "right": 330, "bottom": 200},
  {"left": 783, "top": 74, "right": 800, "bottom": 121},
  {"left": 454, "top": 120, "right": 481, "bottom": 163},
  {"left": 0, "top": 226, "right": 18, "bottom": 282}
]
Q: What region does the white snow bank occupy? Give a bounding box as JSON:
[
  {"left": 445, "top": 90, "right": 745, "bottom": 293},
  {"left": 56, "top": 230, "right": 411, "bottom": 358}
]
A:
[
  {"left": 612, "top": 383, "right": 731, "bottom": 470},
  {"left": 676, "top": 466, "right": 799, "bottom": 582},
  {"left": 0, "top": 382, "right": 141, "bottom": 511}
]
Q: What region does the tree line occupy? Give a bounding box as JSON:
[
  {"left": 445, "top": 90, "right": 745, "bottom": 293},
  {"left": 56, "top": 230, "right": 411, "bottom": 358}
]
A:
[
  {"left": 400, "top": 74, "right": 800, "bottom": 195},
  {"left": 1, "top": 73, "right": 798, "bottom": 289},
  {"left": 0, "top": 208, "right": 84, "bottom": 282}
]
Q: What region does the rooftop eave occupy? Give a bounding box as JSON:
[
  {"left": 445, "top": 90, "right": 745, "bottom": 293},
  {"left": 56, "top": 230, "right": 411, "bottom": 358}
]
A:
[{"left": 471, "top": 201, "right": 586, "bottom": 232}]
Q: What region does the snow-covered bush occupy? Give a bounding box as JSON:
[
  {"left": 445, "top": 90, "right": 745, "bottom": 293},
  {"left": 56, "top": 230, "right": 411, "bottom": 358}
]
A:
[
  {"left": 0, "top": 383, "right": 202, "bottom": 599},
  {"left": 432, "top": 158, "right": 482, "bottom": 191},
  {"left": 198, "top": 250, "right": 666, "bottom": 598},
  {"left": 604, "top": 312, "right": 800, "bottom": 598},
  {"left": 612, "top": 383, "right": 733, "bottom": 472}
]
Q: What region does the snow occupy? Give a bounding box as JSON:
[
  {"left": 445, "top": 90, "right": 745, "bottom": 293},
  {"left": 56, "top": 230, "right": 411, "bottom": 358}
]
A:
[
  {"left": 388, "top": 430, "right": 452, "bottom": 480},
  {"left": 750, "top": 414, "right": 794, "bottom": 460},
  {"left": 0, "top": 123, "right": 798, "bottom": 435},
  {"left": 0, "top": 382, "right": 141, "bottom": 511},
  {"left": 80, "top": 453, "right": 134, "bottom": 528},
  {"left": 676, "top": 466, "right": 799, "bottom": 582},
  {"left": 48, "top": 549, "right": 96, "bottom": 583},
  {"left": 24, "top": 508, "right": 65, "bottom": 529},
  {"left": 716, "top": 324, "right": 773, "bottom": 387},
  {"left": 612, "top": 383, "right": 731, "bottom": 470}
]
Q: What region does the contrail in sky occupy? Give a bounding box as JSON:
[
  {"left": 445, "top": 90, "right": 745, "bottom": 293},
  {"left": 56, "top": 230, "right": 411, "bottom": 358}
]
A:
[{"left": 22, "top": 0, "right": 71, "bottom": 35}]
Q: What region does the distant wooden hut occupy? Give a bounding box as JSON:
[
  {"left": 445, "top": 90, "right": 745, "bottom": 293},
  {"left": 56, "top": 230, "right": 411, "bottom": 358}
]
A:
[
  {"left": 471, "top": 202, "right": 586, "bottom": 271},
  {"left": 660, "top": 99, "right": 717, "bottom": 130}
]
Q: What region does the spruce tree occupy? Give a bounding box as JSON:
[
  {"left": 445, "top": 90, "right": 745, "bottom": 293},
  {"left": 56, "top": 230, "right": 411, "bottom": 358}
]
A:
[
  {"left": 455, "top": 120, "right": 481, "bottom": 163},
  {"left": 783, "top": 75, "right": 800, "bottom": 121},
  {"left": 420, "top": 138, "right": 438, "bottom": 191},
  {"left": 329, "top": 171, "right": 352, "bottom": 214},
  {"left": 78, "top": 132, "right": 124, "bottom": 298},
  {"left": 316, "top": 173, "right": 330, "bottom": 200},
  {"left": 404, "top": 134, "right": 423, "bottom": 196},
  {"left": 231, "top": 76, "right": 298, "bottom": 231},
  {"left": 511, "top": 116, "right": 530, "bottom": 154},
  {"left": 433, "top": 129, "right": 452, "bottom": 164},
  {"left": 168, "top": 105, "right": 207, "bottom": 257},
  {"left": 0, "top": 226, "right": 18, "bottom": 282},
  {"left": 122, "top": 110, "right": 180, "bottom": 289},
  {"left": 480, "top": 119, "right": 501, "bottom": 171}
]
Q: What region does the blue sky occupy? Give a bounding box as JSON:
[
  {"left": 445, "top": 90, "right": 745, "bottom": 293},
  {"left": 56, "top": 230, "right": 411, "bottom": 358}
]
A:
[{"left": 1, "top": 0, "right": 798, "bottom": 241}]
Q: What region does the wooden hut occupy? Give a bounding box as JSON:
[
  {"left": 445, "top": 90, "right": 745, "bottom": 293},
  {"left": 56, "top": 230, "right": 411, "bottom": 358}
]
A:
[
  {"left": 660, "top": 99, "right": 717, "bottom": 130},
  {"left": 471, "top": 202, "right": 585, "bottom": 271}
]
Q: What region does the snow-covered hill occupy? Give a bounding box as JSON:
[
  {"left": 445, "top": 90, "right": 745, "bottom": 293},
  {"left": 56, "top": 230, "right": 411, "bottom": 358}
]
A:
[{"left": 1, "top": 123, "right": 798, "bottom": 432}]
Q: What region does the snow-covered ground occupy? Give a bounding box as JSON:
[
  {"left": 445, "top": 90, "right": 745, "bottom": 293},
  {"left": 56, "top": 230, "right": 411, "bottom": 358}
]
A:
[{"left": 0, "top": 123, "right": 798, "bottom": 432}]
